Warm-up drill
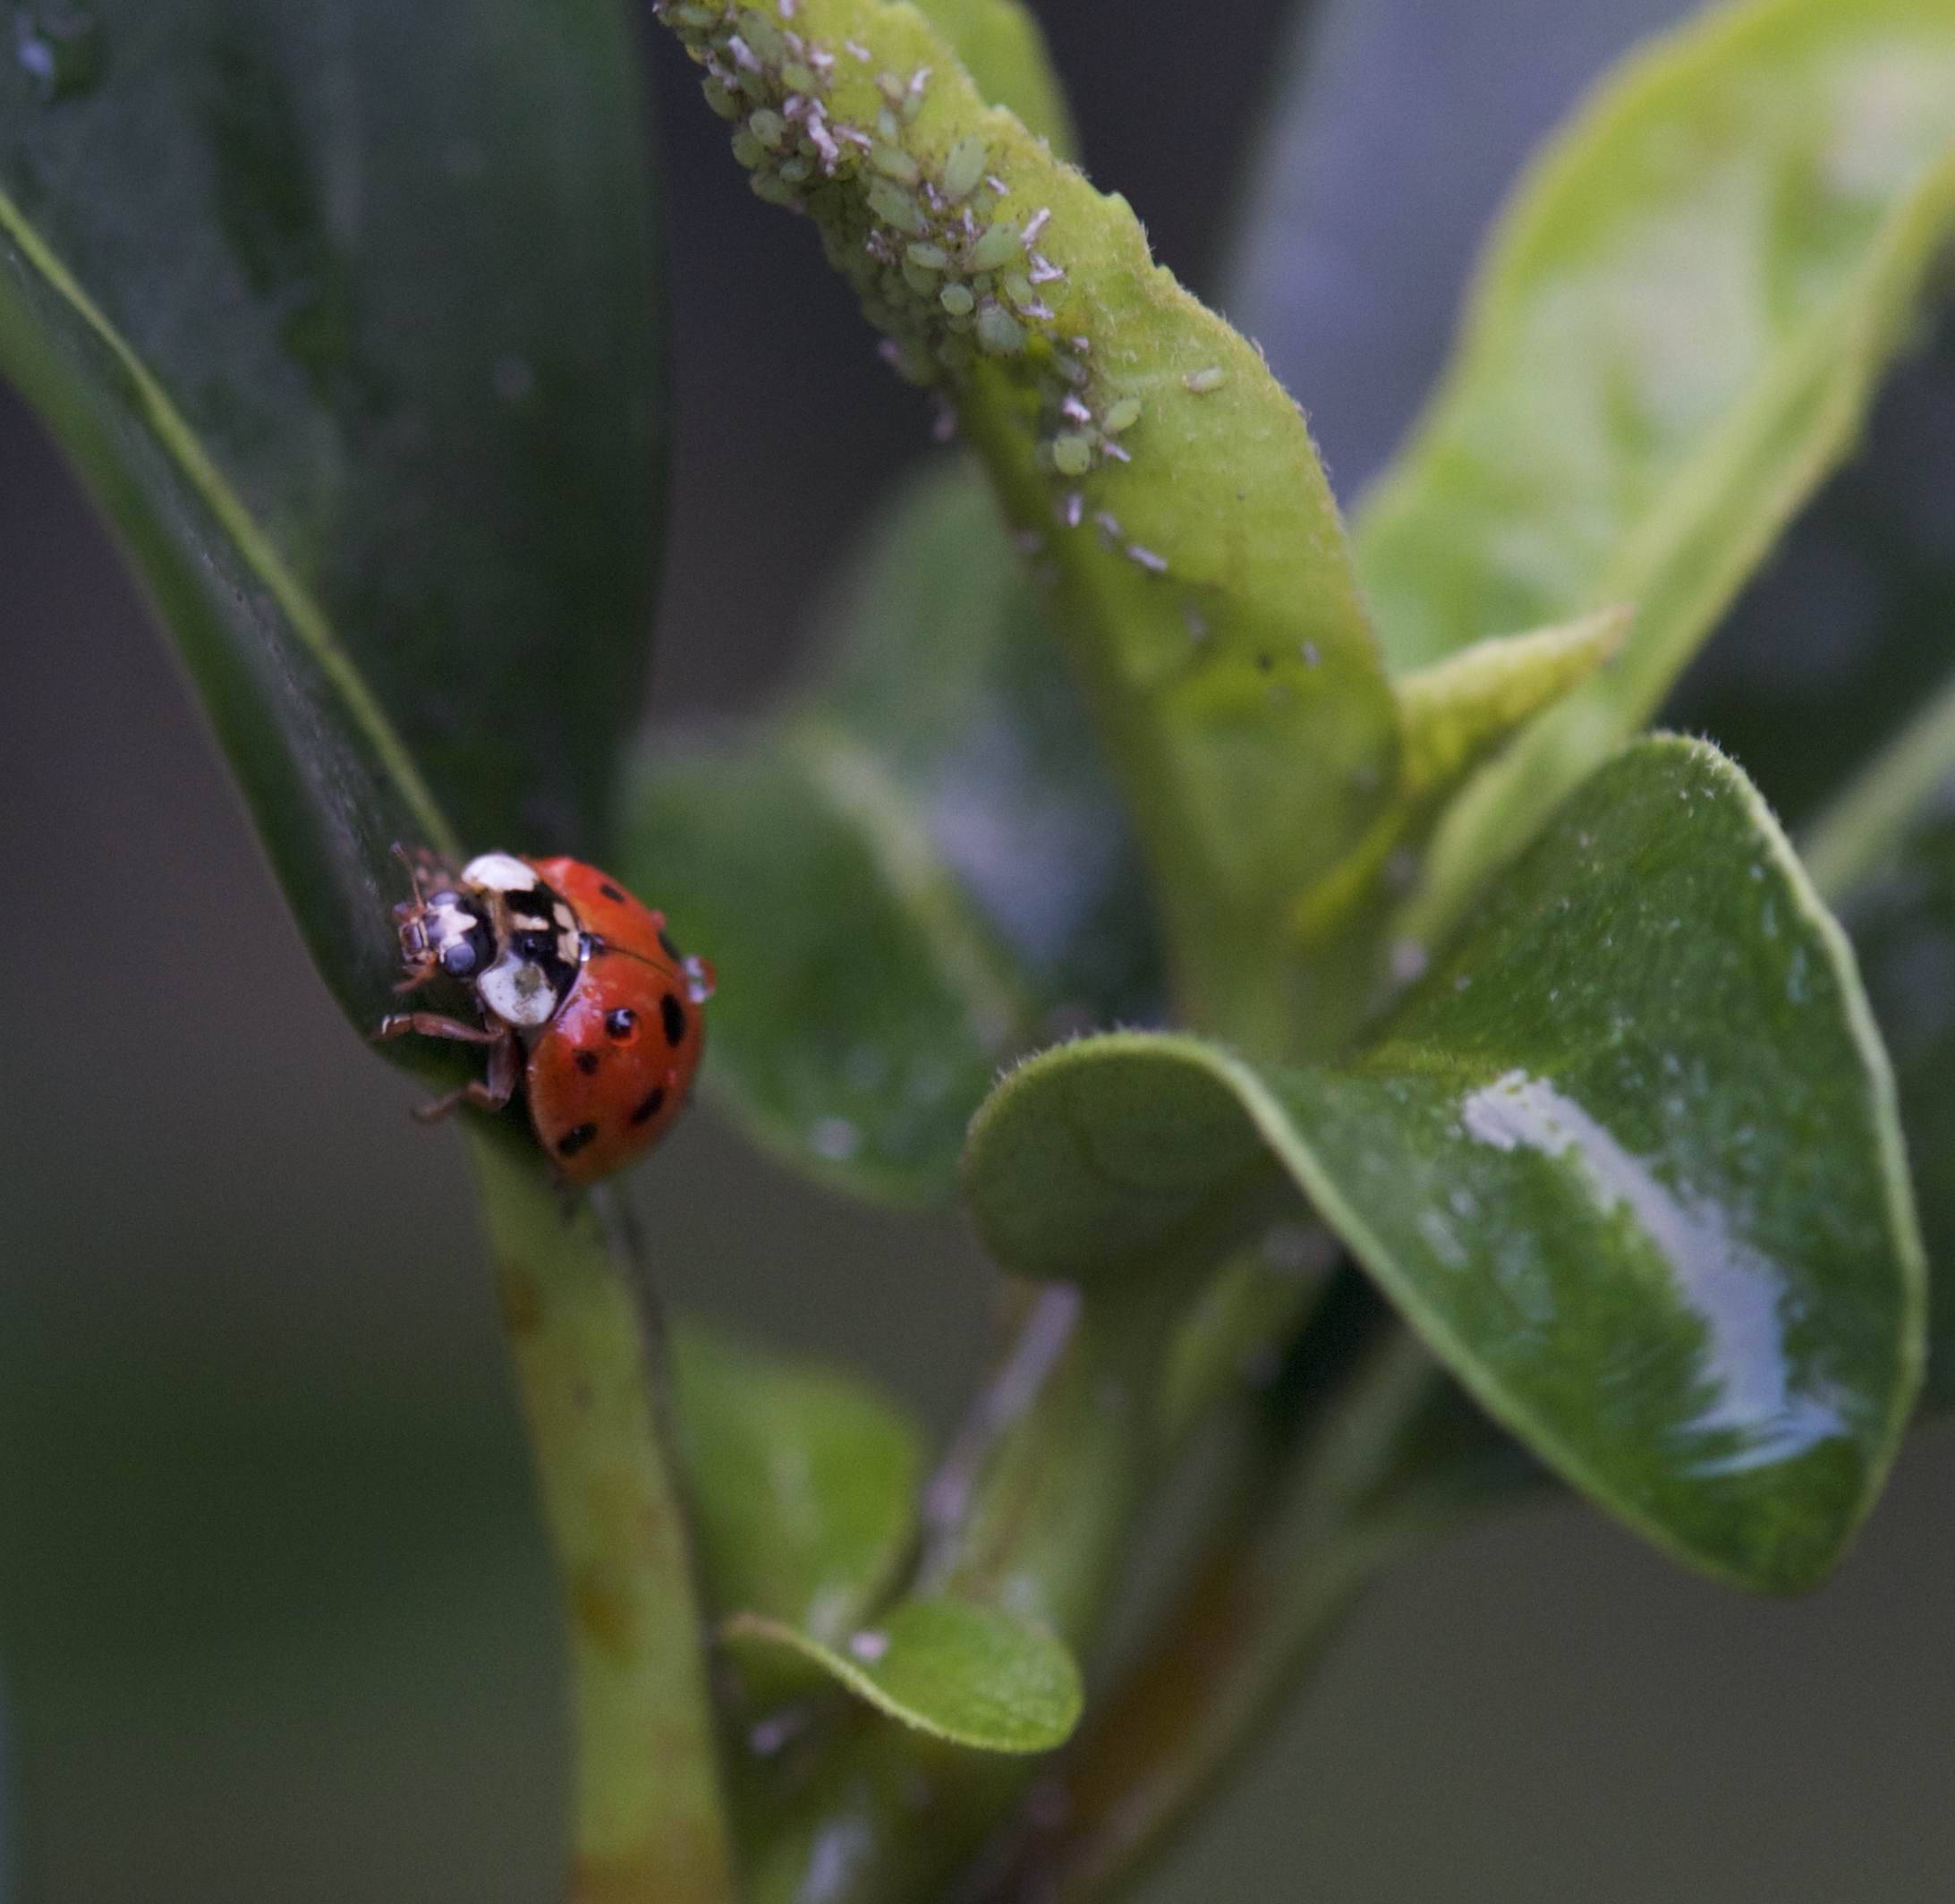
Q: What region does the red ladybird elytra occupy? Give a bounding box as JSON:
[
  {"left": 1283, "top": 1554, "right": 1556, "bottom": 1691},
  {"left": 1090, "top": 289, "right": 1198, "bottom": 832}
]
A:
[{"left": 375, "top": 848, "right": 713, "bottom": 1186}]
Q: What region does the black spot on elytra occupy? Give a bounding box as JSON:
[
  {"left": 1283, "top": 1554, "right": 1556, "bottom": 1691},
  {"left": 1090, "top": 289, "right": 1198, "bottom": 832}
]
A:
[
  {"left": 629, "top": 1086, "right": 667, "bottom": 1126},
  {"left": 599, "top": 882, "right": 625, "bottom": 902},
  {"left": 557, "top": 1122, "right": 599, "bottom": 1158},
  {"left": 658, "top": 928, "right": 682, "bottom": 961},
  {"left": 660, "top": 992, "right": 686, "bottom": 1048},
  {"left": 575, "top": 1050, "right": 601, "bottom": 1076},
  {"left": 606, "top": 1007, "right": 637, "bottom": 1041}
]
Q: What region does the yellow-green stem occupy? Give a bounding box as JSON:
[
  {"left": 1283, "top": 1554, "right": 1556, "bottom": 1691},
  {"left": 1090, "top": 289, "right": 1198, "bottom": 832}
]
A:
[{"left": 467, "top": 1125, "right": 736, "bottom": 1904}]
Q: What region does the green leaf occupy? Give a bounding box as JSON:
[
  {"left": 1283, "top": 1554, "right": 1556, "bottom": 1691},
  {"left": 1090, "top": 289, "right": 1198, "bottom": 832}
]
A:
[
  {"left": 652, "top": 0, "right": 1398, "bottom": 1050},
  {"left": 671, "top": 1327, "right": 924, "bottom": 1636},
  {"left": 1828, "top": 798, "right": 1955, "bottom": 1415},
  {"left": 967, "top": 738, "right": 1925, "bottom": 1590},
  {"left": 1355, "top": 0, "right": 1955, "bottom": 936},
  {"left": 720, "top": 1598, "right": 1083, "bottom": 1754},
  {"left": 910, "top": 0, "right": 1076, "bottom": 156},
  {"left": 0, "top": 0, "right": 665, "bottom": 1030},
  {"left": 627, "top": 458, "right": 1161, "bottom": 1203}
]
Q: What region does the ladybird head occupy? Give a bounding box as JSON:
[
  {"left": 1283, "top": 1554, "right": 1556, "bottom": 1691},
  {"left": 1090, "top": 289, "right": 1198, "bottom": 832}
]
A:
[{"left": 459, "top": 852, "right": 583, "bottom": 1031}]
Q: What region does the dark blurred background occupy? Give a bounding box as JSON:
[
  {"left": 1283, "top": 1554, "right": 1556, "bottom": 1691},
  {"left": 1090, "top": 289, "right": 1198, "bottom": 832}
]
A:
[{"left": 4, "top": 1, "right": 1953, "bottom": 1899}]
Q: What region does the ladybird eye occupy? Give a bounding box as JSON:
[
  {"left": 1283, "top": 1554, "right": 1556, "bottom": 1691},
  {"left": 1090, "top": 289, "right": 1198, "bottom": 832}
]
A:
[
  {"left": 606, "top": 1007, "right": 638, "bottom": 1040},
  {"left": 442, "top": 941, "right": 480, "bottom": 976}
]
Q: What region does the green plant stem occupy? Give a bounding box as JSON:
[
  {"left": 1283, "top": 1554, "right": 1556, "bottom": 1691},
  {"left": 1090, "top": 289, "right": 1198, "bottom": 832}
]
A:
[
  {"left": 1799, "top": 662, "right": 1955, "bottom": 905},
  {"left": 972, "top": 1324, "right": 1510, "bottom": 1904},
  {"left": 466, "top": 1125, "right": 736, "bottom": 1904}
]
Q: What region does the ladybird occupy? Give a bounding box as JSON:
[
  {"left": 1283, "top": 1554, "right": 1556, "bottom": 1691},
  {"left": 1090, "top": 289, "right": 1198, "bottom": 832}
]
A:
[{"left": 376, "top": 848, "right": 713, "bottom": 1186}]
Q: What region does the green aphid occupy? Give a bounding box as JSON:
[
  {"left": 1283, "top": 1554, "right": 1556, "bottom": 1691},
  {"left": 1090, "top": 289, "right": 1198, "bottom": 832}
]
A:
[
  {"left": 1103, "top": 396, "right": 1143, "bottom": 433},
  {"left": 1051, "top": 431, "right": 1094, "bottom": 475},
  {"left": 1002, "top": 272, "right": 1037, "bottom": 309},
  {"left": 730, "top": 126, "right": 766, "bottom": 168},
  {"left": 976, "top": 302, "right": 1026, "bottom": 356},
  {"left": 903, "top": 260, "right": 940, "bottom": 297},
  {"left": 969, "top": 223, "right": 1022, "bottom": 272},
  {"left": 866, "top": 180, "right": 930, "bottom": 237},
  {"left": 779, "top": 157, "right": 812, "bottom": 184},
  {"left": 1186, "top": 366, "right": 1228, "bottom": 394},
  {"left": 939, "top": 282, "right": 976, "bottom": 317},
  {"left": 736, "top": 9, "right": 784, "bottom": 62},
  {"left": 752, "top": 172, "right": 801, "bottom": 208},
  {"left": 781, "top": 60, "right": 817, "bottom": 94},
  {"left": 906, "top": 242, "right": 949, "bottom": 270},
  {"left": 941, "top": 136, "right": 989, "bottom": 203},
  {"left": 877, "top": 109, "right": 902, "bottom": 143},
  {"left": 701, "top": 79, "right": 741, "bottom": 120},
  {"left": 748, "top": 108, "right": 786, "bottom": 149},
  {"left": 673, "top": 4, "right": 718, "bottom": 27},
  {"left": 871, "top": 142, "right": 921, "bottom": 184}
]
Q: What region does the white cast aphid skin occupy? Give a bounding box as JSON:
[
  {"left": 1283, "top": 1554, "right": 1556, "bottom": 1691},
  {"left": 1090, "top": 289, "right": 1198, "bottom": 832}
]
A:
[{"left": 462, "top": 851, "right": 537, "bottom": 892}]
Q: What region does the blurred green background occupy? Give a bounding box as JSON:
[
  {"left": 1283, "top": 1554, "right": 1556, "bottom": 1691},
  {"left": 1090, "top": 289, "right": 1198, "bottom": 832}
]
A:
[{"left": 3, "top": 1, "right": 1952, "bottom": 1898}]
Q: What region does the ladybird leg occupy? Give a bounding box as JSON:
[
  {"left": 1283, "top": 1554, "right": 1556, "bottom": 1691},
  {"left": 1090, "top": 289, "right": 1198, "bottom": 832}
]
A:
[
  {"left": 404, "top": 1025, "right": 521, "bottom": 1126},
  {"left": 374, "top": 1010, "right": 501, "bottom": 1047}
]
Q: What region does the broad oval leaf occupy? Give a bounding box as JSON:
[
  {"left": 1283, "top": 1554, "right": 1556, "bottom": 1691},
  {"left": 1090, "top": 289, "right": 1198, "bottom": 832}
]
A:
[
  {"left": 626, "top": 458, "right": 1162, "bottom": 1203},
  {"left": 967, "top": 738, "right": 1925, "bottom": 1590},
  {"left": 1353, "top": 0, "right": 1955, "bottom": 932},
  {"left": 720, "top": 1597, "right": 1083, "bottom": 1754},
  {"left": 672, "top": 1326, "right": 925, "bottom": 1636},
  {"left": 0, "top": 0, "right": 665, "bottom": 1029}
]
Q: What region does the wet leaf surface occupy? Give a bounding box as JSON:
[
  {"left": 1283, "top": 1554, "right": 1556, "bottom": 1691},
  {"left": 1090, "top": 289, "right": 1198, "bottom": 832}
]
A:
[{"left": 967, "top": 739, "right": 1924, "bottom": 1589}]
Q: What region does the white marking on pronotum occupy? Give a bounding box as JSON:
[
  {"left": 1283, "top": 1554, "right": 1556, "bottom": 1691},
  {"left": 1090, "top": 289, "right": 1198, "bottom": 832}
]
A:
[
  {"left": 1126, "top": 543, "right": 1168, "bottom": 574},
  {"left": 1023, "top": 207, "right": 1050, "bottom": 243}
]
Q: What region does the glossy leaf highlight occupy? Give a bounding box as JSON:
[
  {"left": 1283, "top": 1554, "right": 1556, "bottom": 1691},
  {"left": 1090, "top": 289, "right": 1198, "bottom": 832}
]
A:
[
  {"left": 722, "top": 1598, "right": 1083, "bottom": 1754},
  {"left": 968, "top": 739, "right": 1925, "bottom": 1589},
  {"left": 0, "top": 0, "right": 665, "bottom": 1029}
]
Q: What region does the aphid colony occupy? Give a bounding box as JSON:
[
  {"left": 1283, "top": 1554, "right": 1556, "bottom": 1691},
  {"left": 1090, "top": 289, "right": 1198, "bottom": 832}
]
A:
[
  {"left": 378, "top": 850, "right": 713, "bottom": 1186},
  {"left": 653, "top": 0, "right": 1178, "bottom": 575}
]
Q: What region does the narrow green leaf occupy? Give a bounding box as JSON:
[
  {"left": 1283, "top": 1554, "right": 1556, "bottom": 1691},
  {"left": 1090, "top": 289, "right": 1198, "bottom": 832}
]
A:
[
  {"left": 0, "top": 0, "right": 665, "bottom": 1030},
  {"left": 672, "top": 1327, "right": 924, "bottom": 1636},
  {"left": 968, "top": 739, "right": 1925, "bottom": 1590},
  {"left": 910, "top": 0, "right": 1076, "bottom": 156},
  {"left": 1395, "top": 608, "right": 1628, "bottom": 802},
  {"left": 1355, "top": 0, "right": 1955, "bottom": 934},
  {"left": 651, "top": 0, "right": 1398, "bottom": 1049},
  {"left": 627, "top": 458, "right": 1161, "bottom": 1203},
  {"left": 721, "top": 1598, "right": 1083, "bottom": 1755}
]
